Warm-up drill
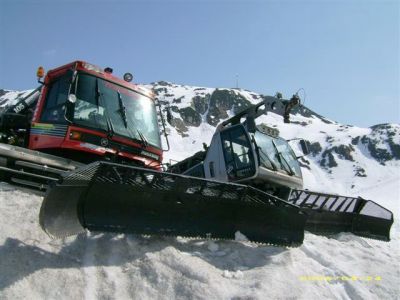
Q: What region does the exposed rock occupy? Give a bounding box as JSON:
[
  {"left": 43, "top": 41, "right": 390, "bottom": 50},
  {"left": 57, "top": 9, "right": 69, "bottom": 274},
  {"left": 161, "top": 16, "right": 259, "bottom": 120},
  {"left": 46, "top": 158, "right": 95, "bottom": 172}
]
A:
[
  {"left": 326, "top": 136, "right": 334, "bottom": 143},
  {"left": 320, "top": 118, "right": 334, "bottom": 124},
  {"left": 354, "top": 166, "right": 367, "bottom": 177},
  {"left": 320, "top": 151, "right": 338, "bottom": 168},
  {"left": 388, "top": 138, "right": 400, "bottom": 159},
  {"left": 318, "top": 144, "right": 354, "bottom": 168},
  {"left": 354, "top": 125, "right": 399, "bottom": 164},
  {"left": 308, "top": 142, "right": 322, "bottom": 156},
  {"left": 369, "top": 124, "right": 400, "bottom": 160},
  {"left": 333, "top": 144, "right": 355, "bottom": 161},
  {"left": 206, "top": 89, "right": 252, "bottom": 126},
  {"left": 172, "top": 96, "right": 183, "bottom": 104},
  {"left": 192, "top": 95, "right": 209, "bottom": 115},
  {"left": 169, "top": 117, "right": 188, "bottom": 135},
  {"left": 351, "top": 136, "right": 360, "bottom": 145},
  {"left": 157, "top": 81, "right": 171, "bottom": 86},
  {"left": 288, "top": 104, "right": 334, "bottom": 124},
  {"left": 0, "top": 89, "right": 8, "bottom": 97},
  {"left": 298, "top": 157, "right": 311, "bottom": 170},
  {"left": 370, "top": 123, "right": 392, "bottom": 131},
  {"left": 153, "top": 87, "right": 168, "bottom": 94},
  {"left": 179, "top": 107, "right": 202, "bottom": 127},
  {"left": 366, "top": 140, "right": 392, "bottom": 164},
  {"left": 170, "top": 105, "right": 179, "bottom": 113},
  {"left": 290, "top": 121, "right": 308, "bottom": 126}
]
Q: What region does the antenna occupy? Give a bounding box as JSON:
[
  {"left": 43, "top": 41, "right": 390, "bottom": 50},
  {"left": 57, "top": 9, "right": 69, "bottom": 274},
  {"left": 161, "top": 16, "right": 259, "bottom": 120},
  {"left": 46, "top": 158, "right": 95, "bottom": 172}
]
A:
[{"left": 235, "top": 74, "right": 239, "bottom": 89}]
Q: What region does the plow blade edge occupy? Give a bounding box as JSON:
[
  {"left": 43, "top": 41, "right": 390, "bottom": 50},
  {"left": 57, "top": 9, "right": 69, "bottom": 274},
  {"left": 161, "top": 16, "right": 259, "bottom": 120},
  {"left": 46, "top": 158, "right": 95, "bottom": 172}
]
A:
[
  {"left": 40, "top": 162, "right": 307, "bottom": 246},
  {"left": 289, "top": 189, "right": 393, "bottom": 241}
]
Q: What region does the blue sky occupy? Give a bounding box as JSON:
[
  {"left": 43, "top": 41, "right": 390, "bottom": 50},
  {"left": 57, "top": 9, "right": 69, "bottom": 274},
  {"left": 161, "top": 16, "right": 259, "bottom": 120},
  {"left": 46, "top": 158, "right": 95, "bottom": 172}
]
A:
[{"left": 0, "top": 0, "right": 398, "bottom": 127}]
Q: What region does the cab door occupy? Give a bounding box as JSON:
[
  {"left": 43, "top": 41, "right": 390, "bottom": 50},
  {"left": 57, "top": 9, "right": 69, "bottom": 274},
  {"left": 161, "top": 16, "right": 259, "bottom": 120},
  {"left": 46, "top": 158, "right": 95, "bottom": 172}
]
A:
[
  {"left": 40, "top": 72, "right": 73, "bottom": 124},
  {"left": 30, "top": 73, "right": 71, "bottom": 149},
  {"left": 220, "top": 125, "right": 256, "bottom": 181}
]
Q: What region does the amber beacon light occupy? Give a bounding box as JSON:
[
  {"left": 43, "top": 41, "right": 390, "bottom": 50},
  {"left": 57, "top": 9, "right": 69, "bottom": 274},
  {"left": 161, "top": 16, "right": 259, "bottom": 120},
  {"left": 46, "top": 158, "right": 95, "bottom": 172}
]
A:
[{"left": 36, "top": 66, "right": 45, "bottom": 79}]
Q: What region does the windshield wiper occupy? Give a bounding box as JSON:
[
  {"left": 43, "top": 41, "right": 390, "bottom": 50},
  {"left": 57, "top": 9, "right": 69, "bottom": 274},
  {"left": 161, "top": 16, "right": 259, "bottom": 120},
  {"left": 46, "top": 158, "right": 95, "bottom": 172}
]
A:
[
  {"left": 258, "top": 147, "right": 278, "bottom": 171},
  {"left": 117, "top": 91, "right": 128, "bottom": 128},
  {"left": 117, "top": 91, "right": 149, "bottom": 148},
  {"left": 271, "top": 140, "right": 295, "bottom": 175},
  {"left": 96, "top": 78, "right": 114, "bottom": 137},
  {"left": 137, "top": 129, "right": 149, "bottom": 148},
  {"left": 252, "top": 135, "right": 277, "bottom": 170}
]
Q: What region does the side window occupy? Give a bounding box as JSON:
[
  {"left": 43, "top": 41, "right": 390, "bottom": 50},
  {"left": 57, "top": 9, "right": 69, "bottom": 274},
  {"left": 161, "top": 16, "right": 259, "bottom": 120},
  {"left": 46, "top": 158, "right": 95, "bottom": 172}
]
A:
[
  {"left": 221, "top": 125, "right": 255, "bottom": 180},
  {"left": 41, "top": 74, "right": 70, "bottom": 123}
]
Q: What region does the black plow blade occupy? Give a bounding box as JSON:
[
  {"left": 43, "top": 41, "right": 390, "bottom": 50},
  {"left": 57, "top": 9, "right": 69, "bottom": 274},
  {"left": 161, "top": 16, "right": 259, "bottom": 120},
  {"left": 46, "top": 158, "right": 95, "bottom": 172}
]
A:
[
  {"left": 40, "top": 162, "right": 306, "bottom": 247},
  {"left": 289, "top": 190, "right": 393, "bottom": 241}
]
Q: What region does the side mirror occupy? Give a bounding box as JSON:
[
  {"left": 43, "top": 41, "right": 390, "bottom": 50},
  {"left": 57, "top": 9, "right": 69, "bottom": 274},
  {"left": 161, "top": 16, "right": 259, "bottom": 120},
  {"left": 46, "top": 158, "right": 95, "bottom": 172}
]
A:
[
  {"left": 64, "top": 93, "right": 76, "bottom": 123},
  {"left": 68, "top": 94, "right": 77, "bottom": 103},
  {"left": 299, "top": 139, "right": 310, "bottom": 156}
]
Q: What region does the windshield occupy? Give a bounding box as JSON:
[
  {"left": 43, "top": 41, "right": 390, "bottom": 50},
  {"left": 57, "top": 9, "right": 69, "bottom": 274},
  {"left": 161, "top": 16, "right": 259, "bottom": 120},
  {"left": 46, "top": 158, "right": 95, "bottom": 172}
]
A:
[
  {"left": 72, "top": 73, "right": 161, "bottom": 148},
  {"left": 254, "top": 131, "right": 302, "bottom": 177}
]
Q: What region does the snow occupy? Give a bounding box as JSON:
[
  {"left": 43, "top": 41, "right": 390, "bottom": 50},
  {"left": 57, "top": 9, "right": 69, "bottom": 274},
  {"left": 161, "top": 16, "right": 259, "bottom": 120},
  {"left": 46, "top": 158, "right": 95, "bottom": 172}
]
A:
[
  {"left": 0, "top": 85, "right": 399, "bottom": 299},
  {"left": 0, "top": 89, "right": 34, "bottom": 108}
]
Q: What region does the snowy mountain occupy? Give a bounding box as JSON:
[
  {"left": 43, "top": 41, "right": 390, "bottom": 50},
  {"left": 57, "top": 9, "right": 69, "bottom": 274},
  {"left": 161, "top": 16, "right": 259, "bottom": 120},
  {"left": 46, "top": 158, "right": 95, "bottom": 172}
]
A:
[
  {"left": 0, "top": 84, "right": 399, "bottom": 299},
  {"left": 151, "top": 81, "right": 399, "bottom": 194}
]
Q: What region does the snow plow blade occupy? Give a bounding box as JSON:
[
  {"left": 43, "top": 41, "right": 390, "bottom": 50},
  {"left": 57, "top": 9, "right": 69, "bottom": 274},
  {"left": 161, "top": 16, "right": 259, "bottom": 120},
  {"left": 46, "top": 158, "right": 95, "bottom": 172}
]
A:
[
  {"left": 289, "top": 190, "right": 393, "bottom": 241},
  {"left": 40, "top": 161, "right": 306, "bottom": 246}
]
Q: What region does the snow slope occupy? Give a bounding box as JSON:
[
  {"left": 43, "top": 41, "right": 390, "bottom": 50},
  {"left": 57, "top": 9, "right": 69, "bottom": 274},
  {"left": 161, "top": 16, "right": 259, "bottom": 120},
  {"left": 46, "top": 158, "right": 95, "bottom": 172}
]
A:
[{"left": 0, "top": 84, "right": 399, "bottom": 299}]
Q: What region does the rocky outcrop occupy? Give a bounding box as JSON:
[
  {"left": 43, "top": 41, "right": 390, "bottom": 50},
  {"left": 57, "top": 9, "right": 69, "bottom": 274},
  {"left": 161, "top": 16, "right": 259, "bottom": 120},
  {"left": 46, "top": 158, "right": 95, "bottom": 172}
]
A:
[
  {"left": 0, "top": 89, "right": 8, "bottom": 97},
  {"left": 320, "top": 150, "right": 338, "bottom": 168},
  {"left": 192, "top": 95, "right": 209, "bottom": 115},
  {"left": 206, "top": 89, "right": 252, "bottom": 126},
  {"left": 351, "top": 124, "right": 400, "bottom": 164},
  {"left": 179, "top": 107, "right": 202, "bottom": 127},
  {"left": 308, "top": 142, "right": 322, "bottom": 156},
  {"left": 333, "top": 144, "right": 355, "bottom": 161},
  {"left": 354, "top": 166, "right": 367, "bottom": 177}
]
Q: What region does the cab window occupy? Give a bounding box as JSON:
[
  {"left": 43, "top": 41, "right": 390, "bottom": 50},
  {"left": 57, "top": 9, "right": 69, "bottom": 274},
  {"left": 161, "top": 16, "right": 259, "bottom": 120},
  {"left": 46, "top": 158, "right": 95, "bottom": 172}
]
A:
[
  {"left": 41, "top": 74, "right": 70, "bottom": 123},
  {"left": 221, "top": 125, "right": 255, "bottom": 180}
]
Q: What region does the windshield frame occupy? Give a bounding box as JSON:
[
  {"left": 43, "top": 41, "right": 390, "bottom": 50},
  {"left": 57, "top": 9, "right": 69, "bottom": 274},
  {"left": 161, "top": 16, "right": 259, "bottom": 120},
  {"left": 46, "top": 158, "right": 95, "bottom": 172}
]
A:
[{"left": 71, "top": 71, "right": 161, "bottom": 149}]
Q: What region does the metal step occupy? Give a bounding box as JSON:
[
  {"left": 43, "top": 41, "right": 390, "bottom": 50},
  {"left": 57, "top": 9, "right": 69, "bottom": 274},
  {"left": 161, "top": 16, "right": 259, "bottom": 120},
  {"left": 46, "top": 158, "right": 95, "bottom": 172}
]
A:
[
  {"left": 0, "top": 165, "right": 59, "bottom": 181},
  {"left": 10, "top": 177, "right": 49, "bottom": 190},
  {"left": 0, "top": 143, "right": 83, "bottom": 190}
]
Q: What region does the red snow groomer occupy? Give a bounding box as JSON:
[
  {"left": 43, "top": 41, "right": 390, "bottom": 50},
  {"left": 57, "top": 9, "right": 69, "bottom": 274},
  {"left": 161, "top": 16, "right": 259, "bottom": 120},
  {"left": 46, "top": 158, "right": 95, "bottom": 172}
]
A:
[{"left": 0, "top": 61, "right": 168, "bottom": 188}]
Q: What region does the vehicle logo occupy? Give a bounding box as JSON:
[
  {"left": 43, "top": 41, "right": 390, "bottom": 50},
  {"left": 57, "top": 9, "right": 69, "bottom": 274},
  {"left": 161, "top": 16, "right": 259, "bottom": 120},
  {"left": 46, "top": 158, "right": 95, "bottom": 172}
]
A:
[{"left": 100, "top": 138, "right": 109, "bottom": 147}]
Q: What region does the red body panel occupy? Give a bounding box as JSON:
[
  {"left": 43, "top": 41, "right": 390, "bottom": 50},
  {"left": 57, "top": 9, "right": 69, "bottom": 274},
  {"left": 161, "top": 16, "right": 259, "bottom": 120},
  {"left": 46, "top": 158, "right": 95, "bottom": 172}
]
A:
[{"left": 30, "top": 134, "right": 64, "bottom": 149}]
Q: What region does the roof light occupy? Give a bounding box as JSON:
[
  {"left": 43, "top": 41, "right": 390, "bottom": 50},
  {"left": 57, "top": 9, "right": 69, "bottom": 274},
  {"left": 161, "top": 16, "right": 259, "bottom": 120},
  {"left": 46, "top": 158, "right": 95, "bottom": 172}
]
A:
[
  {"left": 82, "top": 62, "right": 103, "bottom": 73},
  {"left": 123, "top": 72, "right": 133, "bottom": 82},
  {"left": 104, "top": 67, "right": 113, "bottom": 74}
]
